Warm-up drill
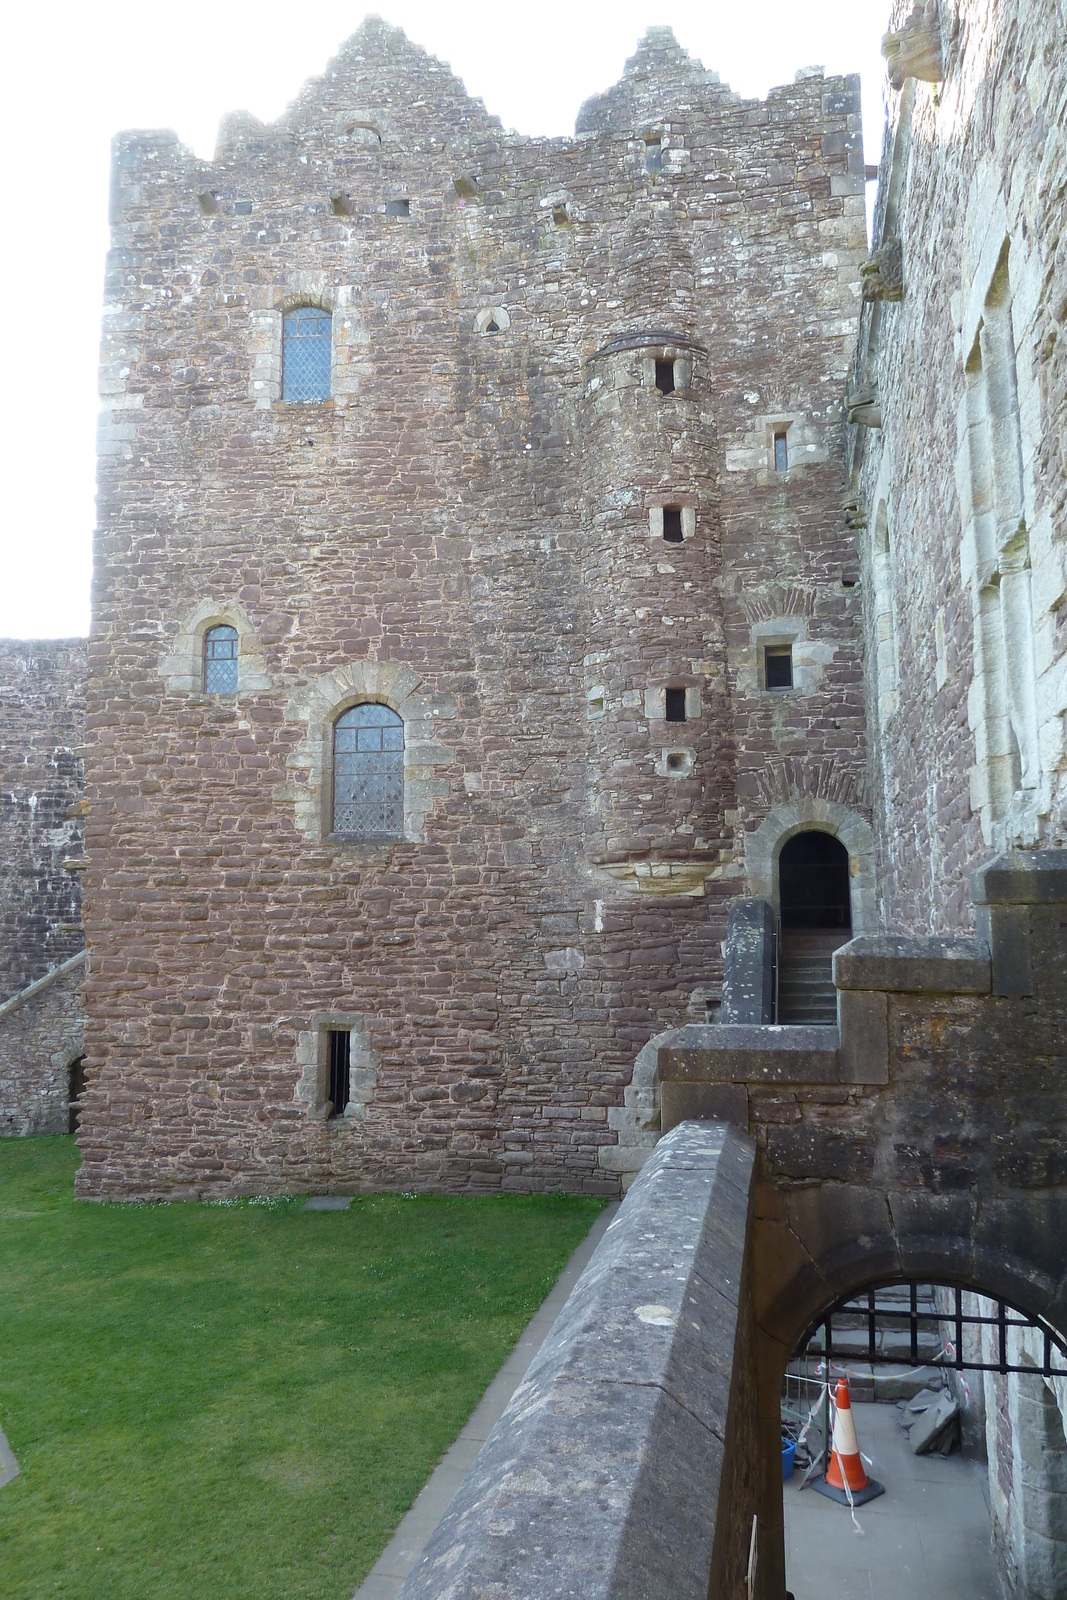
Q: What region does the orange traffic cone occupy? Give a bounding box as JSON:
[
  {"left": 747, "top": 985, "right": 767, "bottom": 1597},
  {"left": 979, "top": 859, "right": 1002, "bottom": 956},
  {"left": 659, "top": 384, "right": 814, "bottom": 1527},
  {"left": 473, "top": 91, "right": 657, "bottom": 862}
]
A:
[{"left": 812, "top": 1376, "right": 885, "bottom": 1506}]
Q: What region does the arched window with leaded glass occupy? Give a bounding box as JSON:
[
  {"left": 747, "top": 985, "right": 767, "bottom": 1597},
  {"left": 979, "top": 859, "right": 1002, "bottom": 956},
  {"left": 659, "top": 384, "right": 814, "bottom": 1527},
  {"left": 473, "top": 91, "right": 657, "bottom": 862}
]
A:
[
  {"left": 204, "top": 625, "right": 238, "bottom": 693},
  {"left": 282, "top": 305, "right": 332, "bottom": 402},
  {"left": 332, "top": 704, "right": 404, "bottom": 838}
]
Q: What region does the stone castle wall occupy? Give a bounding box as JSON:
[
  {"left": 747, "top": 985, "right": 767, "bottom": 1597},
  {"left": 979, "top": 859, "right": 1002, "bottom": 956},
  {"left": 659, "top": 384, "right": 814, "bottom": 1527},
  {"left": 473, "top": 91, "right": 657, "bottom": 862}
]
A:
[
  {"left": 78, "top": 22, "right": 869, "bottom": 1197},
  {"left": 0, "top": 639, "right": 86, "bottom": 1137},
  {"left": 854, "top": 0, "right": 1067, "bottom": 931},
  {"left": 0, "top": 640, "right": 86, "bottom": 1000}
]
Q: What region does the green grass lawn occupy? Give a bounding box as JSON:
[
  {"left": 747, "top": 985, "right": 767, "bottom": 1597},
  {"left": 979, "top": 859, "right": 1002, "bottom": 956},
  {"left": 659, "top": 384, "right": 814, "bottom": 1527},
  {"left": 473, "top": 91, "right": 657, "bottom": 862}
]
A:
[{"left": 0, "top": 1138, "right": 603, "bottom": 1600}]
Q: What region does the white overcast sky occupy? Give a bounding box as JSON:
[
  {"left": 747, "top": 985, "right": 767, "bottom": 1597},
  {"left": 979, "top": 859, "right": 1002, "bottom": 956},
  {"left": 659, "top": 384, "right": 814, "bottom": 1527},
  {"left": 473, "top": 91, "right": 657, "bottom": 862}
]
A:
[{"left": 0, "top": 1, "right": 888, "bottom": 639}]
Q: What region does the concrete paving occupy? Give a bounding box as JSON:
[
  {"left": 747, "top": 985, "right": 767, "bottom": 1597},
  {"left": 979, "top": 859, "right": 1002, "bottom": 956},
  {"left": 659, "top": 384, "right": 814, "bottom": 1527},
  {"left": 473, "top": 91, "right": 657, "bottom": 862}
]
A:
[
  {"left": 350, "top": 1201, "right": 619, "bottom": 1600},
  {"left": 785, "top": 1399, "right": 999, "bottom": 1599}
]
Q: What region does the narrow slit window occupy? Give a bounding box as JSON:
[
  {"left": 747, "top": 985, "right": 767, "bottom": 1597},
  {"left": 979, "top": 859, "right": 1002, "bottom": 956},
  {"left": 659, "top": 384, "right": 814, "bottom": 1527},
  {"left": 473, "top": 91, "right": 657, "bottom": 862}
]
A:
[
  {"left": 655, "top": 360, "right": 676, "bottom": 396},
  {"left": 665, "top": 687, "right": 687, "bottom": 723},
  {"left": 282, "top": 305, "right": 332, "bottom": 403},
  {"left": 765, "top": 646, "right": 793, "bottom": 689},
  {"left": 204, "top": 625, "right": 238, "bottom": 694},
  {"left": 644, "top": 138, "right": 663, "bottom": 174},
  {"left": 774, "top": 430, "right": 789, "bottom": 472},
  {"left": 662, "top": 506, "right": 683, "bottom": 543},
  {"left": 328, "top": 1030, "right": 351, "bottom": 1119}
]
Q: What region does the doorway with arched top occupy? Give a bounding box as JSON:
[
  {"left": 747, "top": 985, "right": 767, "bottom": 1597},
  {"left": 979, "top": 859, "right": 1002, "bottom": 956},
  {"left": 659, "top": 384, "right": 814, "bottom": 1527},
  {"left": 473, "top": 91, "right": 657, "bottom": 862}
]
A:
[{"left": 776, "top": 830, "right": 851, "bottom": 1023}]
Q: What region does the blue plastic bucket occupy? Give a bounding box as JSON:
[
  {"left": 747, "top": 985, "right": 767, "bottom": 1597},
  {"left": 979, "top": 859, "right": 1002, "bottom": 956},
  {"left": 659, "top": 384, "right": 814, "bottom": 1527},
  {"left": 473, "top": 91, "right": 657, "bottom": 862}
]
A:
[{"left": 782, "top": 1439, "right": 797, "bottom": 1481}]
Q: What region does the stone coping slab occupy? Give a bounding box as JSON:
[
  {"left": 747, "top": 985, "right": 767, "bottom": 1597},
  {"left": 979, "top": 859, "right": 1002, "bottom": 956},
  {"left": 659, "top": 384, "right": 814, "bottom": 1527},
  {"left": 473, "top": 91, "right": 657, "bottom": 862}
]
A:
[
  {"left": 658, "top": 1024, "right": 840, "bottom": 1083},
  {"left": 972, "top": 850, "right": 1067, "bottom": 905},
  {"left": 394, "top": 1122, "right": 756, "bottom": 1600},
  {"left": 832, "top": 935, "right": 991, "bottom": 994}
]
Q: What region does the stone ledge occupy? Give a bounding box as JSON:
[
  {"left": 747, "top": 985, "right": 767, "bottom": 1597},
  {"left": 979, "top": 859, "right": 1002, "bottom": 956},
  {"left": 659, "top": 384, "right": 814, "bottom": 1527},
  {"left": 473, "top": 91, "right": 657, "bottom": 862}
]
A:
[
  {"left": 658, "top": 1024, "right": 840, "bottom": 1084},
  {"left": 395, "top": 1122, "right": 757, "bottom": 1600},
  {"left": 972, "top": 850, "right": 1067, "bottom": 906},
  {"left": 833, "top": 935, "right": 991, "bottom": 994}
]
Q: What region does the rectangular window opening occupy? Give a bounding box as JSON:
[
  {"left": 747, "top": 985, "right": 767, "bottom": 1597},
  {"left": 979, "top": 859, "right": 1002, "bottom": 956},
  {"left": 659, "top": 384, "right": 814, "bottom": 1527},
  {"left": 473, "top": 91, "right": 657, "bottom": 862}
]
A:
[
  {"left": 385, "top": 198, "right": 411, "bottom": 217},
  {"left": 662, "top": 506, "right": 683, "bottom": 543},
  {"left": 774, "top": 430, "right": 789, "bottom": 472},
  {"left": 764, "top": 646, "right": 793, "bottom": 690},
  {"left": 665, "top": 687, "right": 687, "bottom": 723},
  {"left": 655, "top": 360, "right": 676, "bottom": 396},
  {"left": 644, "top": 138, "right": 663, "bottom": 174},
  {"left": 234, "top": 200, "right": 253, "bottom": 216},
  {"left": 328, "top": 1030, "right": 351, "bottom": 1119}
]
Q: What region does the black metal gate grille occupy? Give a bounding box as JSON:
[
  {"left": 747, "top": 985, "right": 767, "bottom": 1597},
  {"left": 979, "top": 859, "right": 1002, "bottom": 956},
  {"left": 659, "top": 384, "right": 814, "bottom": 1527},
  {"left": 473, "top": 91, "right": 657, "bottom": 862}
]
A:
[
  {"left": 800, "top": 1282, "right": 1067, "bottom": 1378},
  {"left": 328, "top": 1030, "right": 350, "bottom": 1120}
]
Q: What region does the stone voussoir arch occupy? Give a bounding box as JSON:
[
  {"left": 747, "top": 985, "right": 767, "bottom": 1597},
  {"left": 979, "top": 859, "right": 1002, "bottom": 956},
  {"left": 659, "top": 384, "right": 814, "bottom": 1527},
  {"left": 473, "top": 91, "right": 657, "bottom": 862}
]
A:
[
  {"left": 159, "top": 598, "right": 272, "bottom": 695},
  {"left": 745, "top": 797, "right": 878, "bottom": 933},
  {"left": 274, "top": 660, "right": 456, "bottom": 843}
]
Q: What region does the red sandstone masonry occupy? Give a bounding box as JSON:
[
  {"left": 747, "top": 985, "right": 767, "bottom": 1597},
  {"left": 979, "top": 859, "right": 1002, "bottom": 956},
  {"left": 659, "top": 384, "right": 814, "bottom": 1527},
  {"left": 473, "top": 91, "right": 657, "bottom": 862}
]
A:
[{"left": 79, "top": 23, "right": 868, "bottom": 1197}]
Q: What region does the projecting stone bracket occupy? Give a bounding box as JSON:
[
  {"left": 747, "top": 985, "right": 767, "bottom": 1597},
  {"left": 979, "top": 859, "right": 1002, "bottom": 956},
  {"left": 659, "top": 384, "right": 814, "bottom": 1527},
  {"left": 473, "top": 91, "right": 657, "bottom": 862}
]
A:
[
  {"left": 882, "top": 2, "right": 946, "bottom": 90},
  {"left": 861, "top": 237, "right": 904, "bottom": 301},
  {"left": 845, "top": 380, "right": 882, "bottom": 429}
]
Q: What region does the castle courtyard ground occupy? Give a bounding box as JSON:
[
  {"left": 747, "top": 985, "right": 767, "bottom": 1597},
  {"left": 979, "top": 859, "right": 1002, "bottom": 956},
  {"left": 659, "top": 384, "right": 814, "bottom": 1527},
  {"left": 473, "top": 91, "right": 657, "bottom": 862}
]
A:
[{"left": 0, "top": 1138, "right": 602, "bottom": 1600}]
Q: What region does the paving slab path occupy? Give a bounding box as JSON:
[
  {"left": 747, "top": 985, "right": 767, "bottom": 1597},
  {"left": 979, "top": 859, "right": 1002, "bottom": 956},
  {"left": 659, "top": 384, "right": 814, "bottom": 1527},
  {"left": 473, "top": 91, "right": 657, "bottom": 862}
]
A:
[{"left": 785, "top": 1398, "right": 999, "bottom": 1599}]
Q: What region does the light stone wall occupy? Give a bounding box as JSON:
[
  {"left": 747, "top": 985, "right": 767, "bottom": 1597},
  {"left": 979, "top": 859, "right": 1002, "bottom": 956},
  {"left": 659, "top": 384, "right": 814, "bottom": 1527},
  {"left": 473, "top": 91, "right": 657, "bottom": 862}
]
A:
[{"left": 855, "top": 0, "right": 1067, "bottom": 930}]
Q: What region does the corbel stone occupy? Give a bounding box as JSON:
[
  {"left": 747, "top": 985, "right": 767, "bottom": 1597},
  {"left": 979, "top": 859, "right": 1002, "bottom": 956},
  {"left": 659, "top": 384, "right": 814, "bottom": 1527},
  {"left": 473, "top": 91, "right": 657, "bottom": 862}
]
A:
[
  {"left": 882, "top": 3, "right": 945, "bottom": 91},
  {"left": 861, "top": 238, "right": 904, "bottom": 302},
  {"left": 845, "top": 381, "right": 882, "bottom": 429},
  {"left": 842, "top": 495, "right": 868, "bottom": 530}
]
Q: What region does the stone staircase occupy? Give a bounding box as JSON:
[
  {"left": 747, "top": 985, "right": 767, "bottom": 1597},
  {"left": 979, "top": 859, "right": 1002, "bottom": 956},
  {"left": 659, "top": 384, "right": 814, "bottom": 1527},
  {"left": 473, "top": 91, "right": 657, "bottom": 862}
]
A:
[{"left": 776, "top": 931, "right": 846, "bottom": 1024}]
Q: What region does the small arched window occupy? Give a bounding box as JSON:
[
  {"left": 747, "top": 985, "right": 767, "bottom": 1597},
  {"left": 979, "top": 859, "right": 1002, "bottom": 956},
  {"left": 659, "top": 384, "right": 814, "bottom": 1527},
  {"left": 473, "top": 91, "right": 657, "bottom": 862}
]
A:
[
  {"left": 204, "top": 625, "right": 238, "bottom": 693},
  {"left": 333, "top": 704, "right": 404, "bottom": 838},
  {"left": 282, "top": 305, "right": 332, "bottom": 402}
]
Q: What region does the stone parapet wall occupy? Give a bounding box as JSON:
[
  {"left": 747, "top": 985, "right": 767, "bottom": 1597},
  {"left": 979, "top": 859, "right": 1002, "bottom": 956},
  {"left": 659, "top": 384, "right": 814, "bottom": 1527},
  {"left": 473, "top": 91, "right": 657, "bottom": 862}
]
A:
[
  {"left": 79, "top": 21, "right": 869, "bottom": 1197},
  {"left": 396, "top": 1120, "right": 759, "bottom": 1600},
  {"left": 655, "top": 848, "right": 1067, "bottom": 1595}
]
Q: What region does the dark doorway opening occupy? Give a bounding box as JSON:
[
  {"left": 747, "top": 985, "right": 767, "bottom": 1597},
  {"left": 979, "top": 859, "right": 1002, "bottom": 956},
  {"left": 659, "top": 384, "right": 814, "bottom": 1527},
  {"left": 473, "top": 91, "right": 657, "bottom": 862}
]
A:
[
  {"left": 779, "top": 830, "right": 851, "bottom": 931},
  {"left": 68, "top": 1055, "right": 86, "bottom": 1134},
  {"left": 776, "top": 832, "right": 851, "bottom": 1023}
]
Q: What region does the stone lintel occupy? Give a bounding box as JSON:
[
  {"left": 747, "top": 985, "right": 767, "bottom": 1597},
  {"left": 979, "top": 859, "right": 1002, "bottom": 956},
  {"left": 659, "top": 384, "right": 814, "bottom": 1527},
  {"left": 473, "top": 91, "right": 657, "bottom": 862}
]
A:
[
  {"left": 971, "top": 850, "right": 1067, "bottom": 906},
  {"left": 833, "top": 934, "right": 991, "bottom": 994},
  {"left": 657, "top": 1024, "right": 840, "bottom": 1084}
]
